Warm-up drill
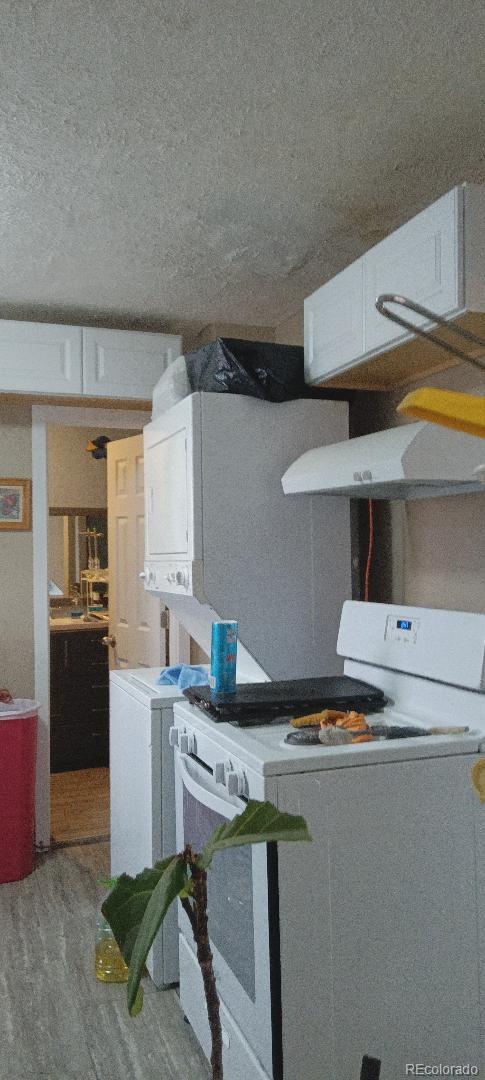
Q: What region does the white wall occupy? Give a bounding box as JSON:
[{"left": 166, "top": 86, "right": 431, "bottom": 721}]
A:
[
  {"left": 48, "top": 516, "right": 69, "bottom": 593},
  {"left": 0, "top": 403, "right": 34, "bottom": 697},
  {"left": 274, "top": 309, "right": 304, "bottom": 346},
  {"left": 48, "top": 426, "right": 137, "bottom": 508},
  {"left": 373, "top": 362, "right": 485, "bottom": 614},
  {"left": 185, "top": 321, "right": 275, "bottom": 352}
]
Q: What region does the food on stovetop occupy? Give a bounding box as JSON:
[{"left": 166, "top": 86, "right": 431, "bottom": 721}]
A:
[
  {"left": 285, "top": 728, "right": 322, "bottom": 745},
  {"left": 290, "top": 709, "right": 337, "bottom": 728},
  {"left": 290, "top": 707, "right": 375, "bottom": 745},
  {"left": 288, "top": 709, "right": 471, "bottom": 748},
  {"left": 318, "top": 726, "right": 356, "bottom": 746},
  {"left": 291, "top": 707, "right": 365, "bottom": 728},
  {"left": 334, "top": 711, "right": 367, "bottom": 730}
]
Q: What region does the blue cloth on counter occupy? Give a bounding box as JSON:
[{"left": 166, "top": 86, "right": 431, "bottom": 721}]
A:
[{"left": 156, "top": 664, "right": 209, "bottom": 689}]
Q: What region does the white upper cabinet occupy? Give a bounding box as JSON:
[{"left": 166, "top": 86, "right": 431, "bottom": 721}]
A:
[
  {"left": 0, "top": 321, "right": 82, "bottom": 395},
  {"left": 82, "top": 328, "right": 182, "bottom": 400},
  {"left": 363, "top": 188, "right": 461, "bottom": 353},
  {"left": 305, "top": 184, "right": 485, "bottom": 388},
  {"left": 0, "top": 322, "right": 183, "bottom": 401},
  {"left": 304, "top": 260, "right": 364, "bottom": 383}
]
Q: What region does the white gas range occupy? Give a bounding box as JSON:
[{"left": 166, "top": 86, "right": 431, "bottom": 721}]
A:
[{"left": 171, "top": 601, "right": 485, "bottom": 1080}]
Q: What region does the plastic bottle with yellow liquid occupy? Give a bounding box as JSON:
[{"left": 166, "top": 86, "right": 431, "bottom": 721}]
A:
[{"left": 95, "top": 878, "right": 128, "bottom": 983}]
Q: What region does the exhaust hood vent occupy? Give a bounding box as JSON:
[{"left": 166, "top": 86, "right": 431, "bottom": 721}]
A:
[{"left": 282, "top": 422, "right": 485, "bottom": 500}]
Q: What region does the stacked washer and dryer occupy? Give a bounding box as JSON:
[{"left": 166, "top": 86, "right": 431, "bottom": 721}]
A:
[{"left": 110, "top": 389, "right": 351, "bottom": 985}]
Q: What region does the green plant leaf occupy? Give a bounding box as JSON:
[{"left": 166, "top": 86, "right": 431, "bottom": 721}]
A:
[
  {"left": 178, "top": 878, "right": 194, "bottom": 899},
  {"left": 127, "top": 856, "right": 187, "bottom": 1015},
  {"left": 197, "top": 799, "right": 312, "bottom": 869},
  {"left": 130, "top": 985, "right": 144, "bottom": 1017},
  {"left": 102, "top": 856, "right": 175, "bottom": 963}
]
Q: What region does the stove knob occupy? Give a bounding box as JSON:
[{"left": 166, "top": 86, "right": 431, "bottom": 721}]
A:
[
  {"left": 176, "top": 568, "right": 188, "bottom": 588},
  {"left": 179, "top": 731, "right": 195, "bottom": 756},
  {"left": 214, "top": 762, "right": 226, "bottom": 785},
  {"left": 226, "top": 769, "right": 247, "bottom": 797}
]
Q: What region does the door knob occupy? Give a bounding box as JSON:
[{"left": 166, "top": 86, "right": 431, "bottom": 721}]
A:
[{"left": 102, "top": 635, "right": 116, "bottom": 648}]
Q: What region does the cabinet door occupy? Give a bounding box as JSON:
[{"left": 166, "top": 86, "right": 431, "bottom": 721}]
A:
[
  {"left": 50, "top": 629, "right": 109, "bottom": 770},
  {"left": 278, "top": 755, "right": 480, "bottom": 1080},
  {"left": 82, "top": 328, "right": 182, "bottom": 400},
  {"left": 144, "top": 394, "right": 200, "bottom": 561},
  {"left": 0, "top": 320, "right": 82, "bottom": 395},
  {"left": 364, "top": 187, "right": 462, "bottom": 354},
  {"left": 304, "top": 259, "right": 364, "bottom": 383},
  {"left": 328, "top": 755, "right": 480, "bottom": 1078}
]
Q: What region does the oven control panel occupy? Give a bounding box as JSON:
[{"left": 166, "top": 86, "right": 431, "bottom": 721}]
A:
[
  {"left": 338, "top": 600, "right": 485, "bottom": 691},
  {"left": 384, "top": 614, "right": 420, "bottom": 645}
]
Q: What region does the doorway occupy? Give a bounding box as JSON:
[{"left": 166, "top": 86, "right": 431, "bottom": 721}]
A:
[
  {"left": 47, "top": 423, "right": 141, "bottom": 845},
  {"left": 32, "top": 405, "right": 149, "bottom": 848}
]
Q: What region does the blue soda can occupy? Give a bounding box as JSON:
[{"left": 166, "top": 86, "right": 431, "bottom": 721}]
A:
[{"left": 210, "top": 621, "right": 238, "bottom": 694}]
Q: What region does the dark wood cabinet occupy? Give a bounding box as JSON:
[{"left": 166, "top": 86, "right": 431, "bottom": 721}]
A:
[{"left": 50, "top": 628, "right": 109, "bottom": 772}]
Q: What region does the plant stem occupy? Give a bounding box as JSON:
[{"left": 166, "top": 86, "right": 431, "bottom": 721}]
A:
[{"left": 190, "top": 863, "right": 223, "bottom": 1080}]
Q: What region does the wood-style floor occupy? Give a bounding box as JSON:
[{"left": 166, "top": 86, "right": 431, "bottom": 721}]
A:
[
  {"left": 0, "top": 840, "right": 211, "bottom": 1080},
  {"left": 51, "top": 768, "right": 110, "bottom": 844}
]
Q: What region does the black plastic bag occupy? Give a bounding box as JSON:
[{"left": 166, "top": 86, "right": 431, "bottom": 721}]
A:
[{"left": 185, "top": 338, "right": 329, "bottom": 403}]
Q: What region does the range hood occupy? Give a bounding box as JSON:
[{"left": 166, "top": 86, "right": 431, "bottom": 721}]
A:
[{"left": 282, "top": 421, "right": 485, "bottom": 500}]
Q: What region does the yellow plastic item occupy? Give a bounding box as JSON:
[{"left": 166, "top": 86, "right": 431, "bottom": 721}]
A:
[
  {"left": 397, "top": 388, "right": 485, "bottom": 439},
  {"left": 471, "top": 760, "right": 485, "bottom": 803}
]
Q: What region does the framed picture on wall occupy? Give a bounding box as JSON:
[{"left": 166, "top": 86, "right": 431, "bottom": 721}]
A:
[{"left": 0, "top": 478, "right": 32, "bottom": 531}]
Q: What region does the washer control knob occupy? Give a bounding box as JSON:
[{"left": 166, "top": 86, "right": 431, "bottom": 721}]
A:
[
  {"left": 179, "top": 731, "right": 195, "bottom": 756},
  {"left": 226, "top": 769, "right": 247, "bottom": 797},
  {"left": 168, "top": 726, "right": 179, "bottom": 748},
  {"left": 214, "top": 762, "right": 226, "bottom": 785},
  {"left": 175, "top": 568, "right": 188, "bottom": 588}
]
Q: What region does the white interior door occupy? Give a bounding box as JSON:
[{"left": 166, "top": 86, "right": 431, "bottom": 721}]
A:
[{"left": 107, "top": 434, "right": 164, "bottom": 668}]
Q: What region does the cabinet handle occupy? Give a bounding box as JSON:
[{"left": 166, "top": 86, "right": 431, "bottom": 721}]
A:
[
  {"left": 375, "top": 294, "right": 485, "bottom": 372},
  {"left": 63, "top": 640, "right": 68, "bottom": 670}
]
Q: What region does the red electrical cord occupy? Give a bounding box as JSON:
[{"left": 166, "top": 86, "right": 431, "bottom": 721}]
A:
[{"left": 364, "top": 498, "right": 374, "bottom": 602}]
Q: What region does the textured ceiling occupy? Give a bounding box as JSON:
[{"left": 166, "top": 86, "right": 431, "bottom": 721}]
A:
[{"left": 1, "top": 0, "right": 485, "bottom": 329}]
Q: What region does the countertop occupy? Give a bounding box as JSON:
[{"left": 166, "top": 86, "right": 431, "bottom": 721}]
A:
[{"left": 49, "top": 615, "right": 109, "bottom": 633}]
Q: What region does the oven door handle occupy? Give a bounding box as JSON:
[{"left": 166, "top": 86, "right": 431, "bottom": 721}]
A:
[{"left": 177, "top": 753, "right": 243, "bottom": 821}]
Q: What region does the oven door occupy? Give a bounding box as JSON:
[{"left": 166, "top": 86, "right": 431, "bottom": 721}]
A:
[{"left": 175, "top": 748, "right": 277, "bottom": 1077}]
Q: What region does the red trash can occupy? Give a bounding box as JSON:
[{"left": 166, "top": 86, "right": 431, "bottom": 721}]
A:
[{"left": 0, "top": 700, "right": 38, "bottom": 883}]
